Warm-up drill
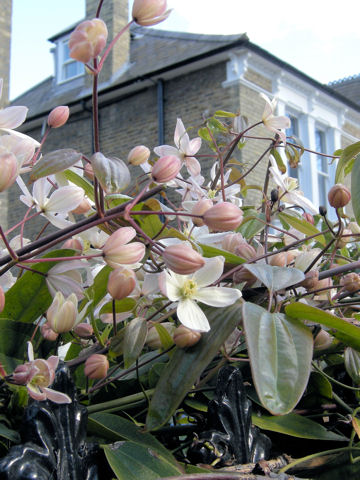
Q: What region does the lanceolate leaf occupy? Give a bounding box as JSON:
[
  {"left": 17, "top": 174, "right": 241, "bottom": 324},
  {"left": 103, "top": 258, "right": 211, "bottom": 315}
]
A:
[
  {"left": 336, "top": 143, "right": 360, "bottom": 183},
  {"left": 30, "top": 149, "right": 82, "bottom": 181},
  {"left": 200, "top": 244, "right": 245, "bottom": 265},
  {"left": 278, "top": 211, "right": 325, "bottom": 245},
  {"left": 0, "top": 320, "right": 35, "bottom": 372},
  {"left": 285, "top": 303, "right": 360, "bottom": 351},
  {"left": 124, "top": 317, "right": 148, "bottom": 368},
  {"left": 145, "top": 303, "right": 242, "bottom": 431},
  {"left": 243, "top": 302, "right": 313, "bottom": 415},
  {"left": 0, "top": 249, "right": 76, "bottom": 324},
  {"left": 244, "top": 264, "right": 304, "bottom": 291},
  {"left": 252, "top": 413, "right": 347, "bottom": 442}
]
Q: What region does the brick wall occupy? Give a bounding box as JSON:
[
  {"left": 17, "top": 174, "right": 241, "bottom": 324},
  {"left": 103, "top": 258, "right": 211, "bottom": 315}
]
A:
[{"left": 0, "top": 0, "right": 11, "bottom": 105}]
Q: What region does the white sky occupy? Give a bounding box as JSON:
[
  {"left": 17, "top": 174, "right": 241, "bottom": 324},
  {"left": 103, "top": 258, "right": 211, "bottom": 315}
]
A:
[{"left": 10, "top": 0, "right": 360, "bottom": 100}]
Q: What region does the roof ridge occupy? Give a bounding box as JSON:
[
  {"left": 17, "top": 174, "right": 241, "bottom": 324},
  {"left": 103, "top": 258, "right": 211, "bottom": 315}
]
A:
[
  {"left": 329, "top": 73, "right": 360, "bottom": 86},
  {"left": 131, "top": 25, "right": 247, "bottom": 43}
]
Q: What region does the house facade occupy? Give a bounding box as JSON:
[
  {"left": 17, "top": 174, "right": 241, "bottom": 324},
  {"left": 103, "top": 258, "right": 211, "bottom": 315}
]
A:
[{"left": 2, "top": 0, "right": 360, "bottom": 231}]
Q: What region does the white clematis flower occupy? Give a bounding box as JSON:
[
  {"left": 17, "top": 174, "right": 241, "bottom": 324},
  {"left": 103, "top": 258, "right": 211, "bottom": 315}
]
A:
[
  {"left": 154, "top": 118, "right": 202, "bottom": 176},
  {"left": 260, "top": 93, "right": 290, "bottom": 144},
  {"left": 159, "top": 256, "right": 242, "bottom": 332},
  {"left": 269, "top": 155, "right": 317, "bottom": 214}
]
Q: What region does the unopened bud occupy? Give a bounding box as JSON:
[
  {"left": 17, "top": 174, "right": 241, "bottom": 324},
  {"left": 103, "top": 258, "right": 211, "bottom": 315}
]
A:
[
  {"left": 107, "top": 267, "right": 136, "bottom": 300},
  {"left": 191, "top": 199, "right": 213, "bottom": 226},
  {"left": 69, "top": 18, "right": 108, "bottom": 64},
  {"left": 349, "top": 222, "right": 360, "bottom": 235},
  {"left": 314, "top": 329, "right": 334, "bottom": 351},
  {"left": 337, "top": 229, "right": 352, "bottom": 249},
  {"left": 132, "top": 0, "right": 171, "bottom": 26},
  {"left": 269, "top": 251, "right": 296, "bottom": 267},
  {"left": 340, "top": 273, "right": 360, "bottom": 293},
  {"left": 234, "top": 241, "right": 257, "bottom": 261},
  {"left": 47, "top": 292, "right": 78, "bottom": 333},
  {"left": 328, "top": 184, "right": 351, "bottom": 209},
  {"left": 0, "top": 286, "right": 5, "bottom": 314},
  {"left": 302, "top": 212, "right": 314, "bottom": 225},
  {"left": 319, "top": 206, "right": 327, "bottom": 216},
  {"left": 128, "top": 145, "right": 150, "bottom": 166},
  {"left": 84, "top": 354, "right": 109, "bottom": 379},
  {"left": 62, "top": 238, "right": 83, "bottom": 251},
  {"left": 146, "top": 322, "right": 175, "bottom": 349},
  {"left": 221, "top": 233, "right": 245, "bottom": 254},
  {"left": 74, "top": 323, "right": 94, "bottom": 338},
  {"left": 84, "top": 163, "right": 94, "bottom": 180},
  {"left": 300, "top": 270, "right": 319, "bottom": 290},
  {"left": 163, "top": 243, "right": 205, "bottom": 274},
  {"left": 306, "top": 276, "right": 332, "bottom": 293},
  {"left": 233, "top": 266, "right": 257, "bottom": 288},
  {"left": 90, "top": 152, "right": 130, "bottom": 194},
  {"left": 270, "top": 189, "right": 279, "bottom": 203},
  {"left": 103, "top": 227, "right": 145, "bottom": 268},
  {"left": 151, "top": 155, "right": 181, "bottom": 183},
  {"left": 203, "top": 202, "right": 243, "bottom": 231},
  {"left": 173, "top": 324, "right": 202, "bottom": 348},
  {"left": 41, "top": 322, "right": 59, "bottom": 342},
  {"left": 47, "top": 106, "right": 69, "bottom": 128}
]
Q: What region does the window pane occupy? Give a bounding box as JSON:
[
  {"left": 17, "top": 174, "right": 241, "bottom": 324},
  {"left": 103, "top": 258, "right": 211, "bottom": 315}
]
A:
[
  {"left": 64, "top": 61, "right": 78, "bottom": 79},
  {"left": 63, "top": 42, "right": 71, "bottom": 61}
]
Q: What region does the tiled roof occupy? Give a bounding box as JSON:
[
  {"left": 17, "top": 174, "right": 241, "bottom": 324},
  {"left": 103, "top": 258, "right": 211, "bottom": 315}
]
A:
[
  {"left": 329, "top": 74, "right": 360, "bottom": 105},
  {"left": 11, "top": 25, "right": 247, "bottom": 118}
]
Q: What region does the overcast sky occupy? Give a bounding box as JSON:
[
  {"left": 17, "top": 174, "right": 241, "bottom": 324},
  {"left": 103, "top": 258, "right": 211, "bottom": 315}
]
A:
[{"left": 10, "top": 0, "right": 360, "bottom": 100}]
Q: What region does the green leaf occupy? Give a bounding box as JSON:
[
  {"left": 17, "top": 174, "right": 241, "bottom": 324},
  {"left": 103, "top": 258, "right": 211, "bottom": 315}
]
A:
[
  {"left": 278, "top": 211, "right": 325, "bottom": 245},
  {"left": 0, "top": 423, "right": 20, "bottom": 443},
  {"left": 30, "top": 149, "right": 82, "bottom": 181},
  {"left": 124, "top": 317, "right": 148, "bottom": 368},
  {"left": 351, "top": 155, "right": 360, "bottom": 225},
  {"left": 146, "top": 303, "right": 242, "bottom": 430},
  {"left": 103, "top": 442, "right": 182, "bottom": 480},
  {"left": 0, "top": 320, "right": 35, "bottom": 372},
  {"left": 80, "top": 265, "right": 112, "bottom": 314},
  {"left": 199, "top": 244, "right": 245, "bottom": 265},
  {"left": 271, "top": 148, "right": 286, "bottom": 173},
  {"left": 238, "top": 211, "right": 265, "bottom": 239},
  {"left": 64, "top": 169, "right": 95, "bottom": 201},
  {"left": 99, "top": 298, "right": 136, "bottom": 315},
  {"left": 252, "top": 413, "right": 347, "bottom": 442},
  {"left": 344, "top": 347, "right": 360, "bottom": 383},
  {"left": 214, "top": 110, "right": 236, "bottom": 118},
  {"left": 243, "top": 302, "right": 313, "bottom": 415},
  {"left": 88, "top": 413, "right": 178, "bottom": 465},
  {"left": 336, "top": 142, "right": 360, "bottom": 183},
  {"left": 154, "top": 323, "right": 174, "bottom": 350},
  {"left": 244, "top": 264, "right": 304, "bottom": 291},
  {"left": 0, "top": 249, "right": 76, "bottom": 323},
  {"left": 285, "top": 303, "right": 360, "bottom": 351},
  {"left": 207, "top": 117, "right": 227, "bottom": 134}
]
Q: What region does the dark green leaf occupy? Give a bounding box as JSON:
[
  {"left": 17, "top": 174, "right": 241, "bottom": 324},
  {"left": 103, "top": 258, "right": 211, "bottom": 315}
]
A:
[
  {"left": 0, "top": 319, "right": 35, "bottom": 372},
  {"left": 99, "top": 298, "right": 136, "bottom": 315},
  {"left": 238, "top": 211, "right": 265, "bottom": 239},
  {"left": 0, "top": 423, "right": 20, "bottom": 443},
  {"left": 252, "top": 413, "right": 347, "bottom": 441},
  {"left": 0, "top": 249, "right": 76, "bottom": 323},
  {"left": 285, "top": 303, "right": 360, "bottom": 351},
  {"left": 30, "top": 149, "right": 82, "bottom": 181},
  {"left": 351, "top": 155, "right": 360, "bottom": 225},
  {"left": 64, "top": 169, "right": 95, "bottom": 201},
  {"left": 278, "top": 211, "right": 325, "bottom": 245},
  {"left": 344, "top": 347, "right": 360, "bottom": 383},
  {"left": 199, "top": 244, "right": 245, "bottom": 265},
  {"left": 124, "top": 317, "right": 148, "bottom": 368},
  {"left": 243, "top": 303, "right": 313, "bottom": 415},
  {"left": 146, "top": 303, "right": 242, "bottom": 430}
]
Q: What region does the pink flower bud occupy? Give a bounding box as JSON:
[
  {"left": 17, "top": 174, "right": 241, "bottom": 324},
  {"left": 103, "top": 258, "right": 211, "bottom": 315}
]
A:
[
  {"left": 151, "top": 155, "right": 181, "bottom": 183},
  {"left": 84, "top": 354, "right": 109, "bottom": 379},
  {"left": 132, "top": 0, "right": 171, "bottom": 26},
  {"left": 0, "top": 152, "right": 18, "bottom": 192},
  {"left": 41, "top": 322, "right": 59, "bottom": 342},
  {"left": 74, "top": 323, "right": 94, "bottom": 338},
  {"left": 234, "top": 241, "right": 257, "bottom": 261},
  {"left": 203, "top": 202, "right": 243, "bottom": 231},
  {"left": 269, "top": 251, "right": 296, "bottom": 267},
  {"left": 314, "top": 329, "right": 334, "bottom": 351},
  {"left": 84, "top": 163, "right": 94, "bottom": 180},
  {"left": 69, "top": 18, "right": 108, "bottom": 64},
  {"left": 302, "top": 212, "right": 314, "bottom": 225},
  {"left": 0, "top": 286, "right": 5, "bottom": 313},
  {"left": 173, "top": 324, "right": 202, "bottom": 348},
  {"left": 47, "top": 106, "right": 69, "bottom": 128},
  {"left": 47, "top": 292, "right": 78, "bottom": 333},
  {"left": 71, "top": 197, "right": 92, "bottom": 215},
  {"left": 191, "top": 199, "right": 213, "bottom": 226},
  {"left": 221, "top": 233, "right": 245, "bottom": 254},
  {"left": 107, "top": 268, "right": 136, "bottom": 300},
  {"left": 62, "top": 238, "right": 83, "bottom": 251},
  {"left": 233, "top": 266, "right": 257, "bottom": 289},
  {"left": 128, "top": 145, "right": 150, "bottom": 166},
  {"left": 328, "top": 184, "right": 351, "bottom": 209},
  {"left": 103, "top": 227, "right": 145, "bottom": 268},
  {"left": 163, "top": 243, "right": 205, "bottom": 274}
]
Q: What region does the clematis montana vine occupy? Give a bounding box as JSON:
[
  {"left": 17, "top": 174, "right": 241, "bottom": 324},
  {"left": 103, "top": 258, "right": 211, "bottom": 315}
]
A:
[
  {"left": 260, "top": 93, "right": 290, "bottom": 144},
  {"left": 12, "top": 342, "right": 71, "bottom": 403},
  {"left": 154, "top": 118, "right": 202, "bottom": 176},
  {"left": 159, "top": 256, "right": 242, "bottom": 332}
]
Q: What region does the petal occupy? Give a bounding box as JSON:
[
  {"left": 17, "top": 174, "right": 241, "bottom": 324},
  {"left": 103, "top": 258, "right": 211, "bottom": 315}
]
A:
[
  {"left": 192, "top": 257, "right": 224, "bottom": 288},
  {"left": 27, "top": 341, "right": 34, "bottom": 361},
  {"left": 188, "top": 137, "right": 202, "bottom": 155},
  {"left": 284, "top": 191, "right": 318, "bottom": 214},
  {"left": 0, "top": 106, "right": 28, "bottom": 129},
  {"left": 33, "top": 177, "right": 51, "bottom": 207},
  {"left": 46, "top": 356, "right": 59, "bottom": 372},
  {"left": 185, "top": 157, "right": 201, "bottom": 176},
  {"left": 27, "top": 383, "right": 46, "bottom": 401},
  {"left": 194, "top": 286, "right": 242, "bottom": 307},
  {"left": 177, "top": 298, "right": 210, "bottom": 332},
  {"left": 154, "top": 145, "right": 179, "bottom": 157},
  {"left": 46, "top": 185, "right": 84, "bottom": 214},
  {"left": 174, "top": 118, "right": 187, "bottom": 148},
  {"left": 259, "top": 92, "right": 273, "bottom": 120},
  {"left": 160, "top": 270, "right": 182, "bottom": 301},
  {"left": 43, "top": 387, "right": 72, "bottom": 404},
  {"left": 266, "top": 115, "right": 291, "bottom": 130}
]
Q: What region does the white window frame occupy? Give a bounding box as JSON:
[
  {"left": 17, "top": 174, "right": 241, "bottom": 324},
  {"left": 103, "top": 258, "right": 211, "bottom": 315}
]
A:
[{"left": 56, "top": 36, "right": 84, "bottom": 84}]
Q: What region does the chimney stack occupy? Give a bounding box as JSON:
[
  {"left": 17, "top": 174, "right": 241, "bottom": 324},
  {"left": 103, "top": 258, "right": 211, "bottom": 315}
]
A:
[
  {"left": 86, "top": 0, "right": 129, "bottom": 85},
  {"left": 0, "top": 0, "right": 12, "bottom": 105}
]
